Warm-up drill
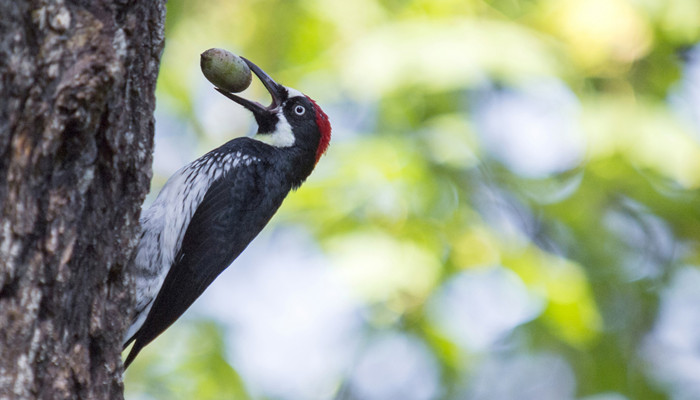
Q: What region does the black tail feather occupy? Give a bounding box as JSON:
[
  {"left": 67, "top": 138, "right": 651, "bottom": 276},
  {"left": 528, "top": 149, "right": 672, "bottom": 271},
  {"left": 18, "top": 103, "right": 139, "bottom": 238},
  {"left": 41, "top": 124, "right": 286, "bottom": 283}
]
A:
[{"left": 123, "top": 339, "right": 144, "bottom": 369}]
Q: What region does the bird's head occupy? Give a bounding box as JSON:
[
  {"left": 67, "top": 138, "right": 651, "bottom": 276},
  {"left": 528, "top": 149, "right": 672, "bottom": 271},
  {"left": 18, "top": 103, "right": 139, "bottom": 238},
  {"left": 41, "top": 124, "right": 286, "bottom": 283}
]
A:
[{"left": 216, "top": 58, "right": 331, "bottom": 165}]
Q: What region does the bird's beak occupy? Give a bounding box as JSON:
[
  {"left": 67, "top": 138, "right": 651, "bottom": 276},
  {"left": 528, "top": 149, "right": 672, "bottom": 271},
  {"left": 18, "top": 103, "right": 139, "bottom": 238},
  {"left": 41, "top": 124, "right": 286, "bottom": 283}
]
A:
[{"left": 215, "top": 58, "right": 288, "bottom": 123}]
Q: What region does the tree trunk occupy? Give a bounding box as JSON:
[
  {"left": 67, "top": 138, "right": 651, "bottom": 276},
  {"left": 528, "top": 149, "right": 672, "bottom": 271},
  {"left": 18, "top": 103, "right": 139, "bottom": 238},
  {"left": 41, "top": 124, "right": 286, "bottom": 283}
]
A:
[{"left": 0, "top": 0, "right": 165, "bottom": 399}]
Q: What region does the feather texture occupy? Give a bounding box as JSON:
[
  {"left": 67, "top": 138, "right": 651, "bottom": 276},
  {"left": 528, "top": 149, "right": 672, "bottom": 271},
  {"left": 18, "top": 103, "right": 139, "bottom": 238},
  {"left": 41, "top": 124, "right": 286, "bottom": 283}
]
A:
[{"left": 123, "top": 139, "right": 292, "bottom": 367}]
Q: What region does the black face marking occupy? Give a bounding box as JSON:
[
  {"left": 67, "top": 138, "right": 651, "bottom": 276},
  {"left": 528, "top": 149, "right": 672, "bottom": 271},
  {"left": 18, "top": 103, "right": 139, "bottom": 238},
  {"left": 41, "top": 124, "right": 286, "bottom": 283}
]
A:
[
  {"left": 255, "top": 111, "right": 279, "bottom": 134},
  {"left": 279, "top": 96, "right": 322, "bottom": 155},
  {"left": 284, "top": 97, "right": 313, "bottom": 124}
]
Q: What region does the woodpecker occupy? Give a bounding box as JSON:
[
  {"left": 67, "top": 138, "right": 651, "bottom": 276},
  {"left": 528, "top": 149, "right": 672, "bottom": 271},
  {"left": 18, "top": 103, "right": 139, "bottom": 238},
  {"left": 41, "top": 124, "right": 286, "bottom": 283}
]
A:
[{"left": 122, "top": 58, "right": 331, "bottom": 368}]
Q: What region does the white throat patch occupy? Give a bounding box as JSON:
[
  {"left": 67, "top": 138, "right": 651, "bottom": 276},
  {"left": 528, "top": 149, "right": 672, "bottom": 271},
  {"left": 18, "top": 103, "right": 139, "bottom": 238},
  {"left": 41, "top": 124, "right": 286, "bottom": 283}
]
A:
[{"left": 253, "top": 110, "right": 295, "bottom": 148}]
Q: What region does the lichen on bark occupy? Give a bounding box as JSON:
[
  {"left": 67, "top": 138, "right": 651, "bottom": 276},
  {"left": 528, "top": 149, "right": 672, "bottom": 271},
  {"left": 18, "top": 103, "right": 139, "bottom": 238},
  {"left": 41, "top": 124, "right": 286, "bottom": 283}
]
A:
[{"left": 0, "top": 0, "right": 165, "bottom": 399}]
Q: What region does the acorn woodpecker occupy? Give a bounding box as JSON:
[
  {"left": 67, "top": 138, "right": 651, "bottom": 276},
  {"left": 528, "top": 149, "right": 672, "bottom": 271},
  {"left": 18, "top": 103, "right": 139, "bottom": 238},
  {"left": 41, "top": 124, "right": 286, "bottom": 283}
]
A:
[{"left": 122, "top": 58, "right": 331, "bottom": 368}]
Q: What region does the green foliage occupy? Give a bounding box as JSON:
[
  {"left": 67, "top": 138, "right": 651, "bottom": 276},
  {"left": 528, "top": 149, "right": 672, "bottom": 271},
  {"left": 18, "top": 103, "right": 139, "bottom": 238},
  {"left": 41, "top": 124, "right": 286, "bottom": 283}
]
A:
[
  {"left": 126, "top": 0, "right": 700, "bottom": 399},
  {"left": 125, "top": 321, "right": 250, "bottom": 400}
]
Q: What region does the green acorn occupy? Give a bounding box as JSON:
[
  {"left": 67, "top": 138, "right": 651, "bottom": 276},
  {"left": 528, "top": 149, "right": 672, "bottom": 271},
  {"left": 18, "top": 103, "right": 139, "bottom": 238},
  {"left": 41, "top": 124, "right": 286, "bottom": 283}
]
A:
[{"left": 200, "top": 48, "right": 252, "bottom": 93}]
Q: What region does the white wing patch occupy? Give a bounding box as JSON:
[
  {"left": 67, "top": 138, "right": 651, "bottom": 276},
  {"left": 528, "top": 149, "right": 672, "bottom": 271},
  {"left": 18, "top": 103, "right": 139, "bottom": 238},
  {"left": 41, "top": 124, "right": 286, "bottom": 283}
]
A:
[
  {"left": 253, "top": 110, "right": 295, "bottom": 148},
  {"left": 125, "top": 150, "right": 259, "bottom": 343}
]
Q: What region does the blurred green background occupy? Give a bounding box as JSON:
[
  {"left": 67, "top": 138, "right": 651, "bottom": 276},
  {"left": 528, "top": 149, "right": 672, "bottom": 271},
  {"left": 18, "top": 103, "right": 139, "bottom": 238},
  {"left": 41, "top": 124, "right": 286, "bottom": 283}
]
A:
[{"left": 124, "top": 0, "right": 700, "bottom": 399}]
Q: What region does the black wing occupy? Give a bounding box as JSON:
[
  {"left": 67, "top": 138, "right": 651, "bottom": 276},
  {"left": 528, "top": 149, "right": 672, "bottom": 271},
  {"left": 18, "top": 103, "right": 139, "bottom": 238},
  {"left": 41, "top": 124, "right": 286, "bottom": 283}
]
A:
[{"left": 124, "top": 163, "right": 288, "bottom": 367}]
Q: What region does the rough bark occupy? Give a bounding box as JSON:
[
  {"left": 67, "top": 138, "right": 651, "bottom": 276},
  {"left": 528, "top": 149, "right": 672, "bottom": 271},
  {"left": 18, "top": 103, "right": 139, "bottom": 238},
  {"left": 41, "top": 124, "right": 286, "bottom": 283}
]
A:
[{"left": 0, "top": 0, "right": 165, "bottom": 399}]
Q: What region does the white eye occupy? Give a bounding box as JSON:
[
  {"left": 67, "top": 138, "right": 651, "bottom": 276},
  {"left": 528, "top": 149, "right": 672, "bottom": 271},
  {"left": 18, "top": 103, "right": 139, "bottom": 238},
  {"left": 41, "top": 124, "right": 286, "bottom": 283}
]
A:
[{"left": 294, "top": 105, "right": 306, "bottom": 116}]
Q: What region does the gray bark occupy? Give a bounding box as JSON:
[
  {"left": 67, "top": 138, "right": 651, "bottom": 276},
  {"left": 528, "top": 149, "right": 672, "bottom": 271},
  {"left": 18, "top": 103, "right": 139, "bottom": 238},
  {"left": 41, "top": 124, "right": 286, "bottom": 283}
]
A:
[{"left": 0, "top": 0, "right": 165, "bottom": 399}]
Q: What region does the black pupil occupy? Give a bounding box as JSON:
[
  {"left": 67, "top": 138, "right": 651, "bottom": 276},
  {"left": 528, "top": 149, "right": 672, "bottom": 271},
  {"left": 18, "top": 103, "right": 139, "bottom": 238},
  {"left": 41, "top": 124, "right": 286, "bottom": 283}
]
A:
[{"left": 296, "top": 106, "right": 304, "bottom": 114}]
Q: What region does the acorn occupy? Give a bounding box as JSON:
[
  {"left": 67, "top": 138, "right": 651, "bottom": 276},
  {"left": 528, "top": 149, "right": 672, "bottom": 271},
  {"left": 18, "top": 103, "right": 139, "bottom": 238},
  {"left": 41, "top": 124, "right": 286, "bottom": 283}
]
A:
[{"left": 200, "top": 48, "right": 252, "bottom": 93}]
